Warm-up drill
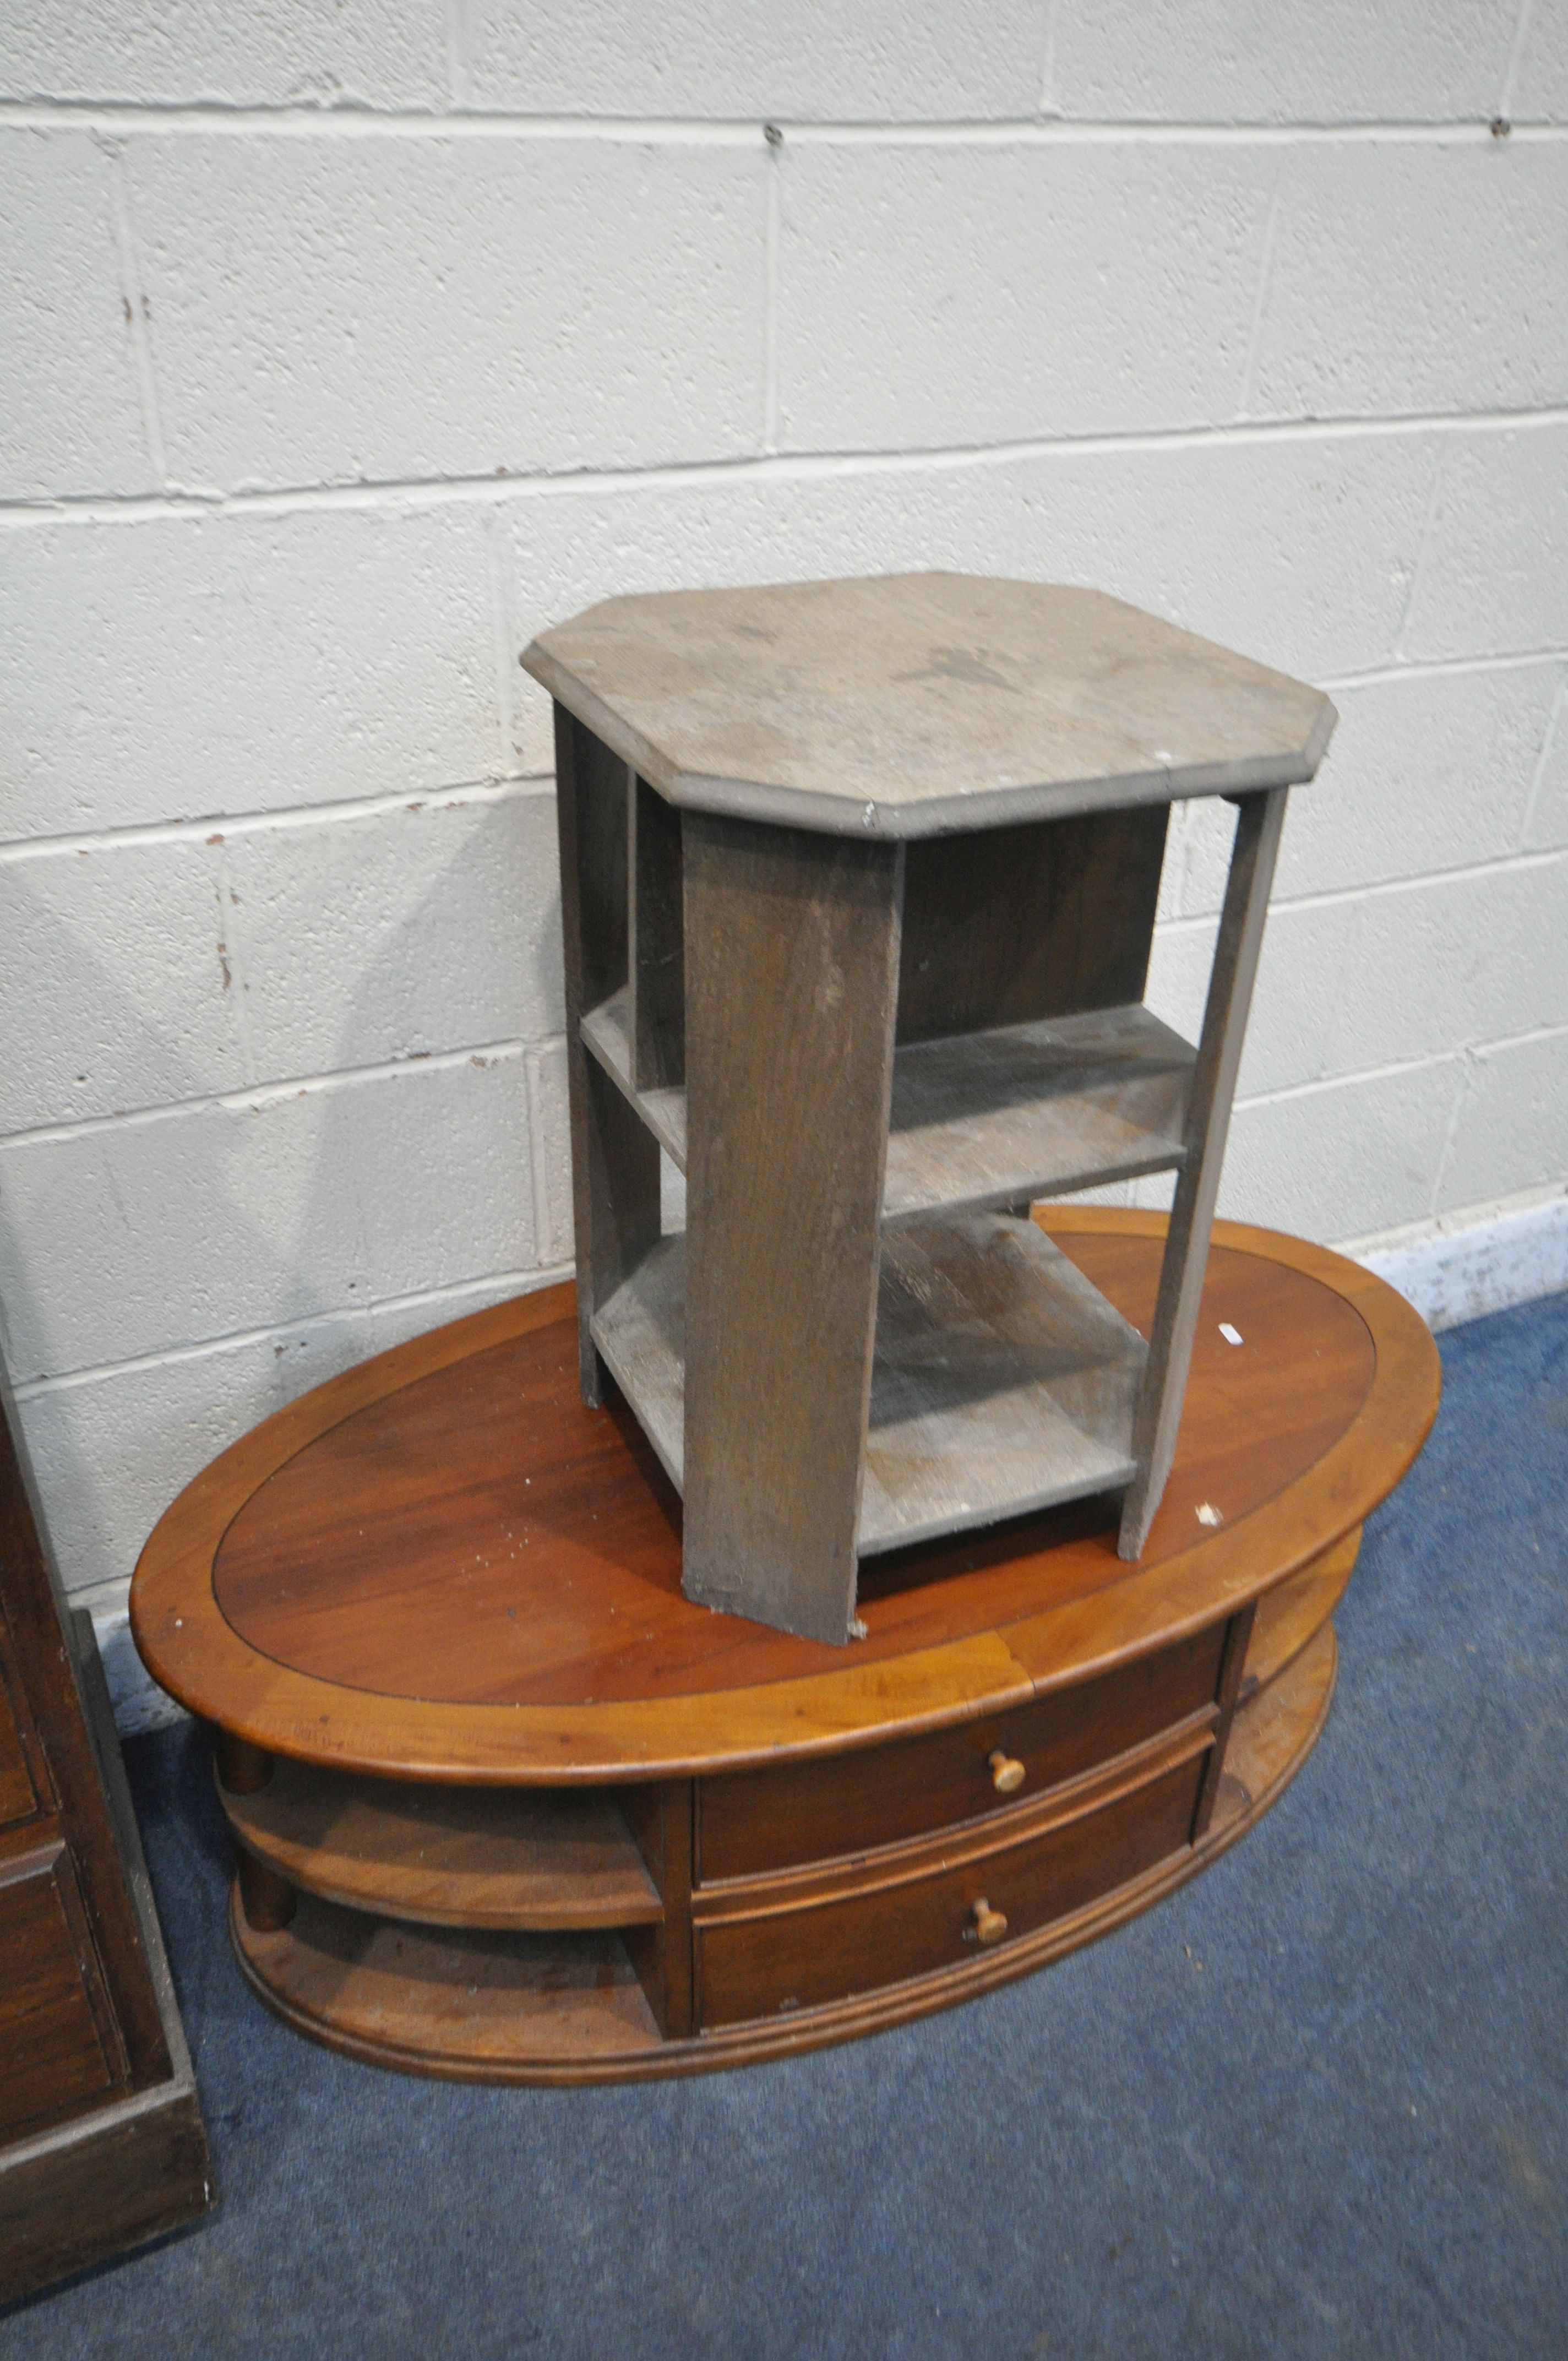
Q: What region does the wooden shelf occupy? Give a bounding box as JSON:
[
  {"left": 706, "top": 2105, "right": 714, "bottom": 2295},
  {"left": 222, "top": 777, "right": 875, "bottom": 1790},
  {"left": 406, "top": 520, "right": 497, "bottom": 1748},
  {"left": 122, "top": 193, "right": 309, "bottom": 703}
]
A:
[
  {"left": 582, "top": 989, "right": 1193, "bottom": 1222},
  {"left": 220, "top": 1763, "right": 662, "bottom": 1932},
  {"left": 591, "top": 1211, "right": 1146, "bottom": 1557}
]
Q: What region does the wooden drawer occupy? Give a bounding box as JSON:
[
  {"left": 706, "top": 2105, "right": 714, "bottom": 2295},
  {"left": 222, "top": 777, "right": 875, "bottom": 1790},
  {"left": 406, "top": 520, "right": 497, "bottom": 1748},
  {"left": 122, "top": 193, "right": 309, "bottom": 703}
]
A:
[
  {"left": 695, "top": 1743, "right": 1207, "bottom": 2029},
  {"left": 0, "top": 1845, "right": 117, "bottom": 2139},
  {"left": 697, "top": 1622, "right": 1226, "bottom": 1885}
]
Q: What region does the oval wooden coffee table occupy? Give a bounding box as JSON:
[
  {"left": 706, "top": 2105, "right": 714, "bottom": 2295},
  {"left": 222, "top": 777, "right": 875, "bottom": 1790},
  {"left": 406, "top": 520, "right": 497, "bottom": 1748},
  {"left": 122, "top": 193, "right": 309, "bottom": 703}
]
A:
[{"left": 132, "top": 1210, "right": 1439, "bottom": 2083}]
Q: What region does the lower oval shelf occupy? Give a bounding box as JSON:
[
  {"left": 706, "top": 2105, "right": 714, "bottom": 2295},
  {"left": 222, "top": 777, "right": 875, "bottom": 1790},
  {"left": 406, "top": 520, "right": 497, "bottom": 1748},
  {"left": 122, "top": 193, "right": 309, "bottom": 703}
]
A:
[
  {"left": 220, "top": 1765, "right": 662, "bottom": 1933},
  {"left": 230, "top": 1624, "right": 1336, "bottom": 2086}
]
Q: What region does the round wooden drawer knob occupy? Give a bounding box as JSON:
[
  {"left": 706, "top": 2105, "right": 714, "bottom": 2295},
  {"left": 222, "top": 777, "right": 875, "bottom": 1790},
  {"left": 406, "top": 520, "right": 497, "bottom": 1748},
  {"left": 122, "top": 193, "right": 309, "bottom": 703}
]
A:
[
  {"left": 969, "top": 1897, "right": 1009, "bottom": 1947},
  {"left": 988, "top": 1749, "right": 1026, "bottom": 1794}
]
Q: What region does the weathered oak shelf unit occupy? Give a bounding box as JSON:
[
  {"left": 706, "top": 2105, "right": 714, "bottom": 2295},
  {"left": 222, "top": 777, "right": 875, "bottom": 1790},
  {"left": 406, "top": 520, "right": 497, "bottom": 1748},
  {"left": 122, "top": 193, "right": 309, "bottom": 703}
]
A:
[{"left": 523, "top": 573, "right": 1336, "bottom": 1642}]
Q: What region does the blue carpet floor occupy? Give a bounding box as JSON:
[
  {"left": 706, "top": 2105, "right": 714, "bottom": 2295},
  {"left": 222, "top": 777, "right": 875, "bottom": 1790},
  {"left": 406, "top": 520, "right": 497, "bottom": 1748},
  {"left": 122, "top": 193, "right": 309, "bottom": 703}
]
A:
[{"left": 6, "top": 1290, "right": 1566, "bottom": 2359}]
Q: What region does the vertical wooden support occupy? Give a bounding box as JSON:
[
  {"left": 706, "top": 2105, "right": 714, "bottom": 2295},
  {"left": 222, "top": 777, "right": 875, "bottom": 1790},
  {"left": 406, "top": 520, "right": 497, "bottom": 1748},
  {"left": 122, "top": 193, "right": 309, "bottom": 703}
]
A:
[
  {"left": 554, "top": 705, "right": 661, "bottom": 1407},
  {"left": 213, "top": 1729, "right": 273, "bottom": 1796},
  {"left": 682, "top": 812, "right": 904, "bottom": 1644},
  {"left": 629, "top": 776, "right": 685, "bottom": 1091},
  {"left": 619, "top": 1781, "right": 695, "bottom": 2039},
  {"left": 235, "top": 1847, "right": 296, "bottom": 1934},
  {"left": 1190, "top": 1602, "right": 1257, "bottom": 1841},
  {"left": 1119, "top": 786, "right": 1289, "bottom": 1558}
]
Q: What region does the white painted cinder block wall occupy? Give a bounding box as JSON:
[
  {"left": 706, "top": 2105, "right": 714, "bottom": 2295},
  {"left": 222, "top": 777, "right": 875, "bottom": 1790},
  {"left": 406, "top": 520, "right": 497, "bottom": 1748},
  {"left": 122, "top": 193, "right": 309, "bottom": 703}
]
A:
[{"left": 2, "top": 6, "right": 1566, "bottom": 1722}]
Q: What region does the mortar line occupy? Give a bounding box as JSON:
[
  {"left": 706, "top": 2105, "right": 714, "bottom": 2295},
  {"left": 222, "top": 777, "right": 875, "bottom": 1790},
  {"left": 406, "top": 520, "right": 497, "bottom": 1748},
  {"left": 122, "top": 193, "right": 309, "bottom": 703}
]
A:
[
  {"left": 1232, "top": 1016, "right": 1568, "bottom": 1116},
  {"left": 4, "top": 402, "right": 1566, "bottom": 534},
  {"left": 1235, "top": 155, "right": 1287, "bottom": 420},
  {"left": 3, "top": 102, "right": 1563, "bottom": 143},
  {"left": 102, "top": 143, "right": 168, "bottom": 486},
  {"left": 1158, "top": 842, "right": 1565, "bottom": 933},
  {"left": 1320, "top": 649, "right": 1568, "bottom": 692},
  {"left": 0, "top": 774, "right": 554, "bottom": 865},
  {"left": 1426, "top": 1052, "right": 1476, "bottom": 1216},
  {"left": 0, "top": 1036, "right": 547, "bottom": 1154},
  {"left": 11, "top": 1261, "right": 575, "bottom": 1400}
]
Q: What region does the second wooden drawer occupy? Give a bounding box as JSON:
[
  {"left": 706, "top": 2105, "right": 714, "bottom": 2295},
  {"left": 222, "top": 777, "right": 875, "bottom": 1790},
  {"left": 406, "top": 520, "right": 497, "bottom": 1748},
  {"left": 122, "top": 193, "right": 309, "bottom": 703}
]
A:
[{"left": 695, "top": 1740, "right": 1208, "bottom": 2030}]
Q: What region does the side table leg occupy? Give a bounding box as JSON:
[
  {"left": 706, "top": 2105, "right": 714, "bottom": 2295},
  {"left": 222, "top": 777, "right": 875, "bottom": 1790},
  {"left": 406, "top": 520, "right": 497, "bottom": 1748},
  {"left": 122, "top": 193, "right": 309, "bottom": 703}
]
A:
[
  {"left": 682, "top": 813, "right": 903, "bottom": 1644},
  {"left": 554, "top": 706, "right": 660, "bottom": 1407},
  {"left": 236, "top": 1847, "right": 296, "bottom": 1934},
  {"left": 1119, "top": 786, "right": 1288, "bottom": 1558}
]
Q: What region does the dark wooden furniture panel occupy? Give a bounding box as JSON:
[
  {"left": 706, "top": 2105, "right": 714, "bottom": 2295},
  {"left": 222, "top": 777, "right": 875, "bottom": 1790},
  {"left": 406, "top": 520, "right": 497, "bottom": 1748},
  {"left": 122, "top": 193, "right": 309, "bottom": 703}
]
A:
[
  {"left": 0, "top": 1843, "right": 117, "bottom": 2139},
  {"left": 896, "top": 805, "right": 1169, "bottom": 1045},
  {"left": 697, "top": 1620, "right": 1227, "bottom": 1885},
  {"left": 695, "top": 1743, "right": 1208, "bottom": 2030},
  {"left": 0, "top": 1630, "right": 40, "bottom": 1830},
  {"left": 0, "top": 1361, "right": 212, "bottom": 2306}
]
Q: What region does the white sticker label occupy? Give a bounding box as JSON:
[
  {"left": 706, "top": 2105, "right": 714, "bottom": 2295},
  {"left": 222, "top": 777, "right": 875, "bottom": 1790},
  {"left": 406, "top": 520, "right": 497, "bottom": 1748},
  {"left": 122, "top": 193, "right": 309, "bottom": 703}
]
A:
[{"left": 1219, "top": 1322, "right": 1243, "bottom": 1345}]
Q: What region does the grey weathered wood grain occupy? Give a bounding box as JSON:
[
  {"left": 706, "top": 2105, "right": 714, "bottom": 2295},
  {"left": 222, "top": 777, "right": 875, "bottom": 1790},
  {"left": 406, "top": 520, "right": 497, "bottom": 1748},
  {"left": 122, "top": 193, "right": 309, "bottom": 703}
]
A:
[
  {"left": 581, "top": 989, "right": 688, "bottom": 1167},
  {"left": 629, "top": 775, "right": 685, "bottom": 1092},
  {"left": 679, "top": 811, "right": 903, "bottom": 1643},
  {"left": 554, "top": 707, "right": 659, "bottom": 1405},
  {"left": 581, "top": 990, "right": 1193, "bottom": 1225},
  {"left": 861, "top": 1212, "right": 1144, "bottom": 1554},
  {"left": 523, "top": 574, "right": 1335, "bottom": 842},
  {"left": 591, "top": 1213, "right": 1146, "bottom": 1559},
  {"left": 1118, "top": 786, "right": 1291, "bottom": 1558},
  {"left": 884, "top": 1004, "right": 1192, "bottom": 1220},
  {"left": 897, "top": 805, "right": 1169, "bottom": 1042}
]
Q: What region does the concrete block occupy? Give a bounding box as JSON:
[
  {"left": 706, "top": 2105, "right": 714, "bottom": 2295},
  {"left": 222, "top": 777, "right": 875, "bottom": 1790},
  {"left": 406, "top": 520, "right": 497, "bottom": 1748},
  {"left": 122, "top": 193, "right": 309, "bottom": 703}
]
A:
[
  {"left": 1220, "top": 1057, "right": 1464, "bottom": 1241},
  {"left": 776, "top": 144, "right": 1273, "bottom": 451},
  {"left": 0, "top": 131, "right": 151, "bottom": 499},
  {"left": 1512, "top": 0, "right": 1568, "bottom": 122},
  {"left": 221, "top": 787, "right": 563, "bottom": 1085},
  {"left": 1005, "top": 431, "right": 1438, "bottom": 683},
  {"left": 12, "top": 1310, "right": 377, "bottom": 1602},
  {"left": 1251, "top": 144, "right": 1568, "bottom": 422},
  {"left": 128, "top": 138, "right": 766, "bottom": 491},
  {"left": 0, "top": 833, "right": 242, "bottom": 1133},
  {"left": 1439, "top": 1029, "right": 1568, "bottom": 1209},
  {"left": 1524, "top": 677, "right": 1568, "bottom": 850},
  {"left": 1275, "top": 663, "right": 1562, "bottom": 900},
  {"left": 0, "top": 1, "right": 445, "bottom": 110},
  {"left": 0, "top": 1051, "right": 537, "bottom": 1379},
  {"left": 1147, "top": 897, "right": 1358, "bottom": 1101},
  {"left": 1331, "top": 858, "right": 1568, "bottom": 1074},
  {"left": 12, "top": 1261, "right": 548, "bottom": 1601},
  {"left": 1403, "top": 425, "right": 1568, "bottom": 661},
  {"left": 0, "top": 503, "right": 499, "bottom": 842},
  {"left": 465, "top": 0, "right": 1045, "bottom": 119},
  {"left": 1052, "top": 0, "right": 1518, "bottom": 123}
]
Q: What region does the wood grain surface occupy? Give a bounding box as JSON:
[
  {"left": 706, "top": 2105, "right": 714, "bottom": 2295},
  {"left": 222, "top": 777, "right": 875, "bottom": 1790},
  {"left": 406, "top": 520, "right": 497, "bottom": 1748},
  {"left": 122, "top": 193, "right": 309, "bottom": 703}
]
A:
[
  {"left": 220, "top": 1764, "right": 662, "bottom": 1932},
  {"left": 679, "top": 809, "right": 902, "bottom": 1640},
  {"left": 227, "top": 1623, "right": 1337, "bottom": 2085},
  {"left": 131, "top": 1214, "right": 1438, "bottom": 1783}
]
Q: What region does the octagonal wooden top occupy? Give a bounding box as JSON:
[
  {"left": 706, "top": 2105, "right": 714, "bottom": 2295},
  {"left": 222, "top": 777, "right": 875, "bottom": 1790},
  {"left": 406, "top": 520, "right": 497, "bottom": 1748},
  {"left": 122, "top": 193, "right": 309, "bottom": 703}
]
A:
[{"left": 520, "top": 573, "right": 1336, "bottom": 840}]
